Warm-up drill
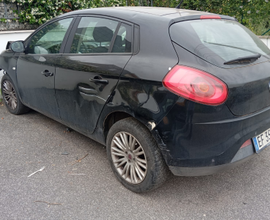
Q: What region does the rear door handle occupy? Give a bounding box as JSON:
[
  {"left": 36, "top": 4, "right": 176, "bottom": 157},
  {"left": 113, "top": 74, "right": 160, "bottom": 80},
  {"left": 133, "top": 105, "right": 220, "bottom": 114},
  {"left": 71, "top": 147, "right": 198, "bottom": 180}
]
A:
[
  {"left": 41, "top": 70, "right": 54, "bottom": 77},
  {"left": 89, "top": 76, "right": 108, "bottom": 84}
]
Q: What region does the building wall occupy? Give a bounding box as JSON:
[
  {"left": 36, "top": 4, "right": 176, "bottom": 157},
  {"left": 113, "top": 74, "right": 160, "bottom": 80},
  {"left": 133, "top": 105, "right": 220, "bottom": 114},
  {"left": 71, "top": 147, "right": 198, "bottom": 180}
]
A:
[{"left": 260, "top": 36, "right": 270, "bottom": 48}]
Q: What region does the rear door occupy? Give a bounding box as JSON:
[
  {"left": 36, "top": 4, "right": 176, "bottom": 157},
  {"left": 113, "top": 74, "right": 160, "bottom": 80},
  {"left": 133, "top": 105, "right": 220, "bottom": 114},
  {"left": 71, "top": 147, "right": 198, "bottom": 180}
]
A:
[
  {"left": 17, "top": 17, "right": 74, "bottom": 118},
  {"left": 55, "top": 16, "right": 133, "bottom": 134}
]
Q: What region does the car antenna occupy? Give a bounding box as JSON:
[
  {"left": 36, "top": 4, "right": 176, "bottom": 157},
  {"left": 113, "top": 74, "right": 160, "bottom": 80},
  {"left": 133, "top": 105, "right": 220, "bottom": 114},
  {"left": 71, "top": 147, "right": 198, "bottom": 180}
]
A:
[{"left": 176, "top": 0, "right": 184, "bottom": 9}]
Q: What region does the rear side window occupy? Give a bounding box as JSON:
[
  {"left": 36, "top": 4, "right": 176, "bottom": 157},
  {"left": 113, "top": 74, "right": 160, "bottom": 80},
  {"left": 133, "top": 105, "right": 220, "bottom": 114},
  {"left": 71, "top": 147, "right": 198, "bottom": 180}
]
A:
[
  {"left": 112, "top": 23, "right": 132, "bottom": 53},
  {"left": 170, "top": 20, "right": 270, "bottom": 67},
  {"left": 70, "top": 17, "right": 118, "bottom": 53}
]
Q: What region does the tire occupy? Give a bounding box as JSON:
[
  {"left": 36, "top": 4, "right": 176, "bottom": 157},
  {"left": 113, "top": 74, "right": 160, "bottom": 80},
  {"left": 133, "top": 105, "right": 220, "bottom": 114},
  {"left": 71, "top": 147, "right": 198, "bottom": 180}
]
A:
[
  {"left": 1, "top": 74, "right": 29, "bottom": 115},
  {"left": 106, "top": 117, "right": 168, "bottom": 193}
]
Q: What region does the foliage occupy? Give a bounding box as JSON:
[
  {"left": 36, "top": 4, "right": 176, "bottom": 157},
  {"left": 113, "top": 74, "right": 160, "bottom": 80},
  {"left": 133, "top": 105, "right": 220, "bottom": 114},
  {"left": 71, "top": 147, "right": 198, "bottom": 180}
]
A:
[
  {"left": 179, "top": 0, "right": 270, "bottom": 35},
  {"left": 1, "top": 0, "right": 270, "bottom": 35},
  {"left": 1, "top": 0, "right": 125, "bottom": 25},
  {"left": 2, "top": 0, "right": 95, "bottom": 25},
  {"left": 117, "top": 0, "right": 270, "bottom": 35}
]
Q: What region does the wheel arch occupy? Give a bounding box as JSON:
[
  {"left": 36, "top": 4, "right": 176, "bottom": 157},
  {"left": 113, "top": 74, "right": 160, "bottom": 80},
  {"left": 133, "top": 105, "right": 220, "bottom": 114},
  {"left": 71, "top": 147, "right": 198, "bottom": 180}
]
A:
[
  {"left": 103, "top": 110, "right": 159, "bottom": 142},
  {"left": 103, "top": 111, "right": 134, "bottom": 142},
  {"left": 1, "top": 73, "right": 30, "bottom": 114},
  {"left": 1, "top": 71, "right": 24, "bottom": 105}
]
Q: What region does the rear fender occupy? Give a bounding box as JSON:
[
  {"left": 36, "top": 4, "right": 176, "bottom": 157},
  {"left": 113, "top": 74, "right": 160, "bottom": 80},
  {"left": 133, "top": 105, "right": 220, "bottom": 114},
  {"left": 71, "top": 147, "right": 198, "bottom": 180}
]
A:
[{"left": 92, "top": 77, "right": 179, "bottom": 146}]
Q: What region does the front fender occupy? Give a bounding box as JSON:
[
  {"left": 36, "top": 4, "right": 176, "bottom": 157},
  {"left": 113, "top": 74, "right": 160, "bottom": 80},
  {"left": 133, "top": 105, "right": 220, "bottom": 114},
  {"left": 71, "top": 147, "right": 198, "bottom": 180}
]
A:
[{"left": 0, "top": 50, "right": 19, "bottom": 85}]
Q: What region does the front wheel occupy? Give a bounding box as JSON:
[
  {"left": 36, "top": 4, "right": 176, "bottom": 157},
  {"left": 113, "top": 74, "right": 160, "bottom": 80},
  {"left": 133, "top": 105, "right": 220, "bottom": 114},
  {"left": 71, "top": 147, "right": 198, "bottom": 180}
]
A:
[
  {"left": 1, "top": 74, "right": 29, "bottom": 115},
  {"left": 106, "top": 117, "right": 168, "bottom": 193}
]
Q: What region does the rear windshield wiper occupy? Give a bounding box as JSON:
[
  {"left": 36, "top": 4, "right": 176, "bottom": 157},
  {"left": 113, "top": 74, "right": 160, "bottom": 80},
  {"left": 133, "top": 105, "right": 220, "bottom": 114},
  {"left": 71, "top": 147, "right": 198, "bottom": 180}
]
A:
[
  {"left": 224, "top": 54, "right": 261, "bottom": 65},
  {"left": 204, "top": 41, "right": 262, "bottom": 56},
  {"left": 203, "top": 41, "right": 263, "bottom": 65}
]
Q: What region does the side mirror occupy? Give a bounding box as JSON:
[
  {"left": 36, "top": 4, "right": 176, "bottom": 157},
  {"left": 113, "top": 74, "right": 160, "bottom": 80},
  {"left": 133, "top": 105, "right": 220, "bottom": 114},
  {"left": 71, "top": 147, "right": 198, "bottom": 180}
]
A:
[{"left": 10, "top": 41, "right": 25, "bottom": 53}]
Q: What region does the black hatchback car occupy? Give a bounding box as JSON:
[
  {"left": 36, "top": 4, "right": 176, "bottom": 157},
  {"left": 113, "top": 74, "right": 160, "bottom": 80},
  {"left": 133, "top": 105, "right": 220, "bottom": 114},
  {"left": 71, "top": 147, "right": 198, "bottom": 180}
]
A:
[{"left": 1, "top": 7, "right": 270, "bottom": 192}]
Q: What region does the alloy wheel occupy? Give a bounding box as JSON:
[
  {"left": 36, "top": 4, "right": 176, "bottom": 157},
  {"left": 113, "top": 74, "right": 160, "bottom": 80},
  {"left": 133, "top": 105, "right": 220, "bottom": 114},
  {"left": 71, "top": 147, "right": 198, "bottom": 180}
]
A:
[
  {"left": 111, "top": 131, "right": 147, "bottom": 184},
  {"left": 2, "top": 80, "right": 17, "bottom": 110}
]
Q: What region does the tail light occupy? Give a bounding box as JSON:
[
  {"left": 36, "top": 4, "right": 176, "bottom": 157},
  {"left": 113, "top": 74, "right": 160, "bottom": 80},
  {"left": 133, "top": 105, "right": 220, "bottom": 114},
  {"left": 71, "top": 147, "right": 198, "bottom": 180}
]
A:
[{"left": 163, "top": 65, "right": 228, "bottom": 105}]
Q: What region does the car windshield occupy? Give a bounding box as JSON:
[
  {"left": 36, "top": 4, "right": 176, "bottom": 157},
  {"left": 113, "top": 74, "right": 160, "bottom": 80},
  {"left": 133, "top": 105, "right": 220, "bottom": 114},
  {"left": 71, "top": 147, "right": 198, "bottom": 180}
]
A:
[{"left": 170, "top": 19, "right": 270, "bottom": 67}]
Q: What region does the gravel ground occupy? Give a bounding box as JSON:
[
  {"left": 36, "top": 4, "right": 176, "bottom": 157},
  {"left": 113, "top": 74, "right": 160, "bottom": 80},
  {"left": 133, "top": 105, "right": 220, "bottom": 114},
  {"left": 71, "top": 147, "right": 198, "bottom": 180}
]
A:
[{"left": 1, "top": 104, "right": 270, "bottom": 220}]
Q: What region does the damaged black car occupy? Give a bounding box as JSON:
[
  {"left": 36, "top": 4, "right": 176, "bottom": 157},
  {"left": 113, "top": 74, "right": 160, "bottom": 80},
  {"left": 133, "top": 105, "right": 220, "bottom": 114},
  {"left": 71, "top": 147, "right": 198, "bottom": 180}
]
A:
[{"left": 1, "top": 7, "right": 270, "bottom": 192}]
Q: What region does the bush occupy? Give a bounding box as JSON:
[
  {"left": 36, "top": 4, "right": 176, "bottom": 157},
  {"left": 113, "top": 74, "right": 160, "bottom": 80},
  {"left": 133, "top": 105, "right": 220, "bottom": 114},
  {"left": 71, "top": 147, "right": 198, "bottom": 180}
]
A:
[
  {"left": 180, "top": 0, "right": 270, "bottom": 35},
  {"left": 2, "top": 0, "right": 270, "bottom": 35}
]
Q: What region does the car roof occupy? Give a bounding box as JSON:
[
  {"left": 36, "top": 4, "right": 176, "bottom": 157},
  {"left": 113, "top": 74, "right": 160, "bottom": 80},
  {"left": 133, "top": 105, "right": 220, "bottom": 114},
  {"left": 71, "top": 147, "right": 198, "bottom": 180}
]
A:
[
  {"left": 63, "top": 7, "right": 222, "bottom": 19},
  {"left": 58, "top": 7, "right": 235, "bottom": 25},
  {"left": 78, "top": 7, "right": 207, "bottom": 17}
]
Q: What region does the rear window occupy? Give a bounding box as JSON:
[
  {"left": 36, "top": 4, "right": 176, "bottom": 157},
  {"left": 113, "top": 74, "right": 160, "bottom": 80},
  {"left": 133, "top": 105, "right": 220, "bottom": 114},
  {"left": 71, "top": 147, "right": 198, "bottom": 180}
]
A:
[{"left": 170, "top": 20, "right": 270, "bottom": 67}]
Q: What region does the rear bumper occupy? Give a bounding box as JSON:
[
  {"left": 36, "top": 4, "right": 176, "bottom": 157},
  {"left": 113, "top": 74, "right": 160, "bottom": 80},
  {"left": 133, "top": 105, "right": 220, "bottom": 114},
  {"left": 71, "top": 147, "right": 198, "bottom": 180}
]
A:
[
  {"left": 169, "top": 143, "right": 256, "bottom": 176},
  {"left": 156, "top": 98, "right": 270, "bottom": 176}
]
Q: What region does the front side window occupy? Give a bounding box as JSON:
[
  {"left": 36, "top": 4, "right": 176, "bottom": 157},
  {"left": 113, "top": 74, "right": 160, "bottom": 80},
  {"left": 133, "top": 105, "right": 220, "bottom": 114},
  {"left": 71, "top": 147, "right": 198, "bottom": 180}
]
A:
[
  {"left": 70, "top": 17, "right": 119, "bottom": 54},
  {"left": 28, "top": 18, "right": 73, "bottom": 54}
]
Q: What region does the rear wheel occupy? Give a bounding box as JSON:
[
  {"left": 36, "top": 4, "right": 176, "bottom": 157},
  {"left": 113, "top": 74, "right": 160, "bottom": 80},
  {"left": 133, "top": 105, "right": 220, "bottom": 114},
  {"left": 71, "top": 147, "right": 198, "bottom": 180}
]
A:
[
  {"left": 1, "top": 74, "right": 29, "bottom": 115},
  {"left": 106, "top": 117, "right": 168, "bottom": 193}
]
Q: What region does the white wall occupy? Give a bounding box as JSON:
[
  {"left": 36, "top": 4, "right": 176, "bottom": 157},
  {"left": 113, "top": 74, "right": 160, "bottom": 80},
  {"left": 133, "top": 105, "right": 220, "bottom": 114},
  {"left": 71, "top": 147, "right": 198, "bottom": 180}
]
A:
[{"left": 259, "top": 36, "right": 270, "bottom": 48}]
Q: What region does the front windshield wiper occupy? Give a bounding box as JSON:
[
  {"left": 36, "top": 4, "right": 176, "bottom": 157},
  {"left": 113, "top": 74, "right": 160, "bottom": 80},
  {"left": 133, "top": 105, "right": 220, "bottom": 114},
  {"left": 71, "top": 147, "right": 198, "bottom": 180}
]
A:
[{"left": 224, "top": 54, "right": 261, "bottom": 65}]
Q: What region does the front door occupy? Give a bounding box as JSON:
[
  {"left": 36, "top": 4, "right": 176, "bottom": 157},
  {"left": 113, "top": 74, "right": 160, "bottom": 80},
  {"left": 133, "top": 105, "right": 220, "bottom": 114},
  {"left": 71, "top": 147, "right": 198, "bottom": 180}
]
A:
[
  {"left": 17, "top": 18, "right": 74, "bottom": 118},
  {"left": 55, "top": 16, "right": 133, "bottom": 134}
]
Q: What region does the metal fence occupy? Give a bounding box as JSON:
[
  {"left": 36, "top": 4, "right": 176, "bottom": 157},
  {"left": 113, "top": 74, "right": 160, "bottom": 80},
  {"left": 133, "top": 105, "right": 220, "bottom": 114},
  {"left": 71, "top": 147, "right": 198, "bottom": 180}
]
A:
[
  {"left": 0, "top": 2, "right": 17, "bottom": 30},
  {"left": 0, "top": 2, "right": 36, "bottom": 31},
  {"left": 0, "top": 2, "right": 18, "bottom": 20}
]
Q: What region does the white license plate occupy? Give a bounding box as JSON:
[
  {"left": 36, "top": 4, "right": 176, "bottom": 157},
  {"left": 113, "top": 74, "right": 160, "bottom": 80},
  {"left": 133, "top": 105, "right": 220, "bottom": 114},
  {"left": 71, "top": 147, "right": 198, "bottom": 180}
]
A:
[{"left": 252, "top": 128, "right": 270, "bottom": 152}]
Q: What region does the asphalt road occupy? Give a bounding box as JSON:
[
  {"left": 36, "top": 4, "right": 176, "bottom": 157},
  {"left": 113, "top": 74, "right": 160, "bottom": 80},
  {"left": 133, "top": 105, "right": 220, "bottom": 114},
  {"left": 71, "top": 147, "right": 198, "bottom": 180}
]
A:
[{"left": 1, "top": 104, "right": 270, "bottom": 220}]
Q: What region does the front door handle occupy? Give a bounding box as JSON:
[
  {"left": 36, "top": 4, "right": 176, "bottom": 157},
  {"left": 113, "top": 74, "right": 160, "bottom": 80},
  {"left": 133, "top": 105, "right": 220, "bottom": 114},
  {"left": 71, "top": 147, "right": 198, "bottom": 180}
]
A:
[
  {"left": 89, "top": 76, "right": 108, "bottom": 84},
  {"left": 41, "top": 70, "right": 54, "bottom": 77}
]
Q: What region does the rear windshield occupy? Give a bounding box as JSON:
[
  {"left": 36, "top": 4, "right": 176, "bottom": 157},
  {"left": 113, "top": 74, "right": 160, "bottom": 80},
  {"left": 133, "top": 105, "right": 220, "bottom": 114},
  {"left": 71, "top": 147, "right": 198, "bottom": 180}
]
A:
[{"left": 170, "top": 20, "right": 270, "bottom": 67}]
